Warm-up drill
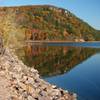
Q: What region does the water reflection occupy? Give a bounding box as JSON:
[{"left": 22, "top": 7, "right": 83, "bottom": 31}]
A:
[
  {"left": 16, "top": 43, "right": 100, "bottom": 77},
  {"left": 45, "top": 53, "right": 100, "bottom": 100}
]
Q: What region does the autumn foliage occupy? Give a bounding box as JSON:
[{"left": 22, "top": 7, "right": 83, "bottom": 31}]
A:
[{"left": 0, "top": 5, "right": 100, "bottom": 45}]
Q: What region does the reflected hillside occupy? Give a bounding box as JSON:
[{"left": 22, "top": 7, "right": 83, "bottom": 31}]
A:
[{"left": 16, "top": 44, "right": 100, "bottom": 77}]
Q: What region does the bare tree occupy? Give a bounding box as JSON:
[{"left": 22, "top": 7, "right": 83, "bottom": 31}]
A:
[{"left": 0, "top": 31, "right": 4, "bottom": 55}]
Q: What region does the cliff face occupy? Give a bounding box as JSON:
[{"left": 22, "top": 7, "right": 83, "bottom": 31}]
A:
[{"left": 0, "top": 5, "right": 100, "bottom": 43}]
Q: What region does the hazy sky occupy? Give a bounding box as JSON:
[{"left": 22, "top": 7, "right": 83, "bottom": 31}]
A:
[{"left": 0, "top": 0, "right": 100, "bottom": 30}]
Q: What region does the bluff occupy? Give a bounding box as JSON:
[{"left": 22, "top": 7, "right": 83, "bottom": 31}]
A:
[{"left": 0, "top": 5, "right": 100, "bottom": 44}]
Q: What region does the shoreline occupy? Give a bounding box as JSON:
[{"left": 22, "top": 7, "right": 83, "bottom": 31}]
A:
[
  {"left": 0, "top": 48, "right": 77, "bottom": 100},
  {"left": 25, "top": 40, "right": 100, "bottom": 44}
]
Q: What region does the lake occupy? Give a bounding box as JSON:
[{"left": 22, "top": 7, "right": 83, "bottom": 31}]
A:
[{"left": 16, "top": 42, "right": 100, "bottom": 100}]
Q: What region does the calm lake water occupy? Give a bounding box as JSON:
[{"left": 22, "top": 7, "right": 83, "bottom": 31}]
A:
[{"left": 16, "top": 42, "right": 100, "bottom": 100}]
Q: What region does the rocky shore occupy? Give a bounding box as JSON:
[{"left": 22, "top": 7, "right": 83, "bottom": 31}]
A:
[{"left": 0, "top": 48, "right": 77, "bottom": 100}]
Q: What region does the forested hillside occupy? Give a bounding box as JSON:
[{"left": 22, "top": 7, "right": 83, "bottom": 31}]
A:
[{"left": 0, "top": 5, "right": 100, "bottom": 44}]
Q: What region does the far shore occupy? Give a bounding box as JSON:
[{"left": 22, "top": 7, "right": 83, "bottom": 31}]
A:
[{"left": 25, "top": 40, "right": 100, "bottom": 43}]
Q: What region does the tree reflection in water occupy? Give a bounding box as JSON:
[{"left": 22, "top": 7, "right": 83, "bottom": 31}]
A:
[{"left": 16, "top": 44, "right": 100, "bottom": 77}]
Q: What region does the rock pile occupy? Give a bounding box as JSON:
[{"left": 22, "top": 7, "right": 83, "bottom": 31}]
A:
[{"left": 0, "top": 48, "right": 77, "bottom": 100}]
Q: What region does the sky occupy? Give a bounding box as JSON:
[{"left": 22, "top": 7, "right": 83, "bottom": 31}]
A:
[{"left": 0, "top": 0, "right": 100, "bottom": 30}]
